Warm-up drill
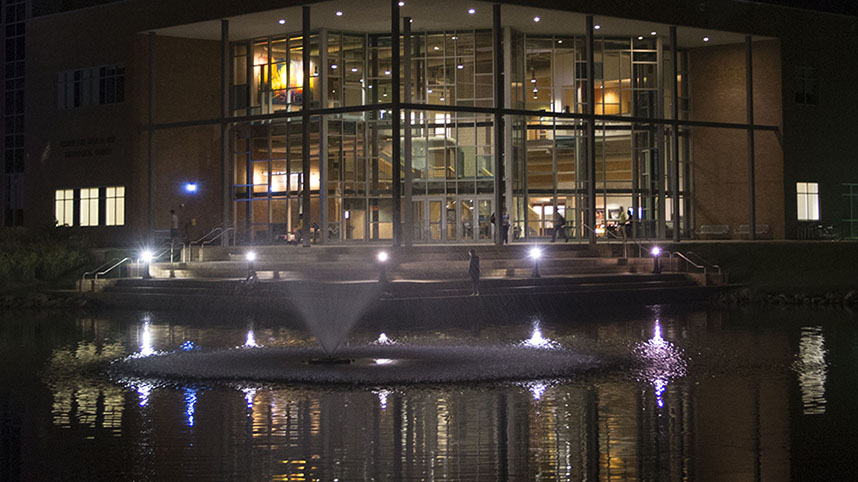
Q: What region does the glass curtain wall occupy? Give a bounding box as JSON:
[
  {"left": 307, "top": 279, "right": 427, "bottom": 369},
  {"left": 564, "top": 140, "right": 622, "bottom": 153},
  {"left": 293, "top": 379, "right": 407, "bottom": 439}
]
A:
[
  {"left": 512, "top": 33, "right": 690, "bottom": 241},
  {"left": 229, "top": 25, "right": 689, "bottom": 244}
]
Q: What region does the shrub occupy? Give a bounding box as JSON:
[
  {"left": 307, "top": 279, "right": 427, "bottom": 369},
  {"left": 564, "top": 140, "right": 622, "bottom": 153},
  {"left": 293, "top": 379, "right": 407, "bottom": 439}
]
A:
[{"left": 0, "top": 226, "right": 92, "bottom": 286}]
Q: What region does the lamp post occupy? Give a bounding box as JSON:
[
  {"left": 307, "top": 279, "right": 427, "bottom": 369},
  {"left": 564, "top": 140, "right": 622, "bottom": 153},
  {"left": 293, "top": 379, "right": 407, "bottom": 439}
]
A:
[
  {"left": 245, "top": 251, "right": 256, "bottom": 279},
  {"left": 651, "top": 246, "right": 662, "bottom": 274},
  {"left": 141, "top": 249, "right": 153, "bottom": 280},
  {"left": 377, "top": 251, "right": 389, "bottom": 284},
  {"left": 529, "top": 247, "right": 542, "bottom": 278}
]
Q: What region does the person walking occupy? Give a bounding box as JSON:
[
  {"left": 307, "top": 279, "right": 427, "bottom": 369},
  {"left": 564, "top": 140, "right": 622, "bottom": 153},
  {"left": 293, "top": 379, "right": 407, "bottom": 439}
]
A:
[
  {"left": 618, "top": 206, "right": 629, "bottom": 241},
  {"left": 551, "top": 211, "right": 568, "bottom": 242},
  {"left": 468, "top": 248, "right": 480, "bottom": 296},
  {"left": 170, "top": 209, "right": 180, "bottom": 242}
]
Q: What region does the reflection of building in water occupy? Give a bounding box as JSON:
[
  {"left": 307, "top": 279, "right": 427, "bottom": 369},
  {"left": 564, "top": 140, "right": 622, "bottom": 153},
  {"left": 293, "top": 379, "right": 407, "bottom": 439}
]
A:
[
  {"left": 49, "top": 341, "right": 126, "bottom": 435},
  {"left": 794, "top": 325, "right": 827, "bottom": 415}
]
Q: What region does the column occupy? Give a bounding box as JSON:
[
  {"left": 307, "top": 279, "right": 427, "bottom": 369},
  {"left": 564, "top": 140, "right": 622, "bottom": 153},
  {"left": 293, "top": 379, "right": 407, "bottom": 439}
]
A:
[
  {"left": 147, "top": 31, "right": 155, "bottom": 244},
  {"left": 671, "top": 26, "right": 681, "bottom": 242},
  {"left": 404, "top": 17, "right": 413, "bottom": 247},
  {"left": 391, "top": 0, "right": 402, "bottom": 247},
  {"left": 493, "top": 4, "right": 505, "bottom": 246},
  {"left": 319, "top": 29, "right": 328, "bottom": 245},
  {"left": 221, "top": 20, "right": 230, "bottom": 244},
  {"left": 585, "top": 16, "right": 596, "bottom": 244},
  {"left": 302, "top": 6, "right": 311, "bottom": 247},
  {"left": 746, "top": 35, "right": 756, "bottom": 240}
]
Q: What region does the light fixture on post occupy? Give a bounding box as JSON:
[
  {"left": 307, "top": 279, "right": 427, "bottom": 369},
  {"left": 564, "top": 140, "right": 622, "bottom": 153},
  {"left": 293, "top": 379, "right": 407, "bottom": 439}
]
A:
[
  {"left": 651, "top": 246, "right": 662, "bottom": 274},
  {"left": 141, "top": 249, "right": 153, "bottom": 280},
  {"left": 377, "top": 251, "right": 390, "bottom": 285},
  {"left": 529, "top": 247, "right": 542, "bottom": 278},
  {"left": 245, "top": 251, "right": 257, "bottom": 280}
]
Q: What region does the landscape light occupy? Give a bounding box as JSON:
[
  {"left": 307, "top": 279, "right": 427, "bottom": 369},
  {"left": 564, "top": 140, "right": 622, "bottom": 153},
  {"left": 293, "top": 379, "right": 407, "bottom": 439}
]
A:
[
  {"left": 529, "top": 247, "right": 542, "bottom": 278},
  {"left": 141, "top": 249, "right": 153, "bottom": 279},
  {"left": 184, "top": 182, "right": 198, "bottom": 193},
  {"left": 246, "top": 251, "right": 256, "bottom": 262},
  {"left": 651, "top": 247, "right": 662, "bottom": 274},
  {"left": 377, "top": 251, "right": 389, "bottom": 263}
]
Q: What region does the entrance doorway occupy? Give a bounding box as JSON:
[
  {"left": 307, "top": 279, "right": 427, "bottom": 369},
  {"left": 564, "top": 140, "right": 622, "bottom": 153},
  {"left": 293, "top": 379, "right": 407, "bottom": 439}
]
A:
[{"left": 412, "top": 196, "right": 494, "bottom": 243}]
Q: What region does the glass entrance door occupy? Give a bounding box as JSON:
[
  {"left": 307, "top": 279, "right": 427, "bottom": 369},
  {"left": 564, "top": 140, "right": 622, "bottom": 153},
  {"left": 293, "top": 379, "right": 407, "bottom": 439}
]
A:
[{"left": 415, "top": 196, "right": 493, "bottom": 243}]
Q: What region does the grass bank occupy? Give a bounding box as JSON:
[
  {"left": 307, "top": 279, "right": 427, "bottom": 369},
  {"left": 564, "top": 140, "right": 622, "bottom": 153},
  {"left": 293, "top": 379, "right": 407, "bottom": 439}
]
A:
[{"left": 662, "top": 240, "right": 858, "bottom": 294}]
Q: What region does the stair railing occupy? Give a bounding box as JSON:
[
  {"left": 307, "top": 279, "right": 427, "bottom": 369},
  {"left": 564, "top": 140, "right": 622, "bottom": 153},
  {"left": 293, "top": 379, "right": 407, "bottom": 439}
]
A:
[
  {"left": 199, "top": 227, "right": 235, "bottom": 261},
  {"left": 669, "top": 251, "right": 707, "bottom": 274},
  {"left": 78, "top": 257, "right": 131, "bottom": 291},
  {"left": 580, "top": 223, "right": 649, "bottom": 258},
  {"left": 184, "top": 227, "right": 224, "bottom": 262},
  {"left": 81, "top": 258, "right": 119, "bottom": 291},
  {"left": 686, "top": 251, "right": 722, "bottom": 275}
]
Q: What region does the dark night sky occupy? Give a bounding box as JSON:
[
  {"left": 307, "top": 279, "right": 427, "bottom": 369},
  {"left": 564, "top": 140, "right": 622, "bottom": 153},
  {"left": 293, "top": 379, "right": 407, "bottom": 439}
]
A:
[{"left": 751, "top": 0, "right": 858, "bottom": 16}]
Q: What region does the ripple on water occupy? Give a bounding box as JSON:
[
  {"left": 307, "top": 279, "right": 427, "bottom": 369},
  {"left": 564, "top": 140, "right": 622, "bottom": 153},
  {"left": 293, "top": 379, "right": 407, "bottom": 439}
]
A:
[{"left": 111, "top": 344, "right": 607, "bottom": 385}]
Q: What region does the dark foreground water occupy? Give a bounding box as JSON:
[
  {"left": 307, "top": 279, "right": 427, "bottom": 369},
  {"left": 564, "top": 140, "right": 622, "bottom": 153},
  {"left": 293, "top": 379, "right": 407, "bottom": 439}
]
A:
[{"left": 1, "top": 302, "right": 856, "bottom": 481}]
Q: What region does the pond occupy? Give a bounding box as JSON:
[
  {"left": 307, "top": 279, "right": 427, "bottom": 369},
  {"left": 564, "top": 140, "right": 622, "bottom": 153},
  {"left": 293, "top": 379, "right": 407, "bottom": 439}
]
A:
[{"left": 0, "top": 303, "right": 855, "bottom": 481}]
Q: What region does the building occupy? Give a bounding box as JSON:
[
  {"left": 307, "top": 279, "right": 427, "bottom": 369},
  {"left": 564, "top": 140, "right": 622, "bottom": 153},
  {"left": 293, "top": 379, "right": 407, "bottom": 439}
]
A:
[{"left": 5, "top": 0, "right": 858, "bottom": 246}]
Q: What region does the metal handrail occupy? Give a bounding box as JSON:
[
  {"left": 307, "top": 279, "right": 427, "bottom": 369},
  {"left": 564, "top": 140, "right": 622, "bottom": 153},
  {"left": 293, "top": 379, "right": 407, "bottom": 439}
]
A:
[
  {"left": 686, "top": 251, "right": 722, "bottom": 275},
  {"left": 183, "top": 227, "right": 224, "bottom": 262},
  {"left": 202, "top": 227, "right": 234, "bottom": 248},
  {"left": 669, "top": 251, "right": 707, "bottom": 274},
  {"left": 93, "top": 257, "right": 131, "bottom": 283},
  {"left": 81, "top": 258, "right": 118, "bottom": 290},
  {"left": 580, "top": 223, "right": 649, "bottom": 258}
]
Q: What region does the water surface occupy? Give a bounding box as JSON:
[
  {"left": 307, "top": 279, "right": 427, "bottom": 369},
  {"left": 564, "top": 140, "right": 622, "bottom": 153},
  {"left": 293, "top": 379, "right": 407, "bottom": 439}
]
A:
[{"left": 1, "top": 304, "right": 855, "bottom": 481}]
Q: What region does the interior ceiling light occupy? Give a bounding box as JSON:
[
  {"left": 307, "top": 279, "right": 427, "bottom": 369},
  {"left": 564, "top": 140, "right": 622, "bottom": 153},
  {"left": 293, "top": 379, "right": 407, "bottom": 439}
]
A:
[
  {"left": 384, "top": 70, "right": 391, "bottom": 75},
  {"left": 557, "top": 39, "right": 563, "bottom": 44},
  {"left": 331, "top": 64, "right": 337, "bottom": 69},
  {"left": 533, "top": 16, "right": 540, "bottom": 22},
  {"left": 457, "top": 64, "right": 464, "bottom": 69},
  {"left": 351, "top": 67, "right": 358, "bottom": 72},
  {"left": 638, "top": 36, "right": 643, "bottom": 40},
  {"left": 452, "top": 36, "right": 458, "bottom": 40},
  {"left": 433, "top": 46, "right": 440, "bottom": 51},
  {"left": 650, "top": 31, "right": 657, "bottom": 35},
  {"left": 278, "top": 19, "right": 285, "bottom": 25},
  {"left": 336, "top": 11, "right": 343, "bottom": 16},
  {"left": 468, "top": 8, "right": 476, "bottom": 14},
  {"left": 530, "top": 69, "right": 536, "bottom": 83},
  {"left": 398, "top": 1, "right": 405, "bottom": 6},
  {"left": 703, "top": 36, "right": 710, "bottom": 42},
  {"left": 594, "top": 24, "right": 601, "bottom": 30}
]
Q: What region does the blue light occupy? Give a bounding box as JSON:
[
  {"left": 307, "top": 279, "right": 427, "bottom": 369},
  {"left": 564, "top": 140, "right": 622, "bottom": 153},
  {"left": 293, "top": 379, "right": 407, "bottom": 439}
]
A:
[
  {"left": 184, "top": 182, "right": 198, "bottom": 193},
  {"left": 180, "top": 340, "right": 196, "bottom": 351},
  {"left": 184, "top": 388, "right": 197, "bottom": 427}
]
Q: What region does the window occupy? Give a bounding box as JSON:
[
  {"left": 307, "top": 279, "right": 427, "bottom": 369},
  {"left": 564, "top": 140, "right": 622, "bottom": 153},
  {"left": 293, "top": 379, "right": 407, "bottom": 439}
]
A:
[
  {"left": 797, "top": 182, "right": 819, "bottom": 221},
  {"left": 105, "top": 186, "right": 125, "bottom": 226},
  {"left": 58, "top": 64, "right": 125, "bottom": 109},
  {"left": 795, "top": 66, "right": 817, "bottom": 105},
  {"left": 79, "top": 187, "right": 99, "bottom": 226},
  {"left": 55, "top": 189, "right": 74, "bottom": 226}
]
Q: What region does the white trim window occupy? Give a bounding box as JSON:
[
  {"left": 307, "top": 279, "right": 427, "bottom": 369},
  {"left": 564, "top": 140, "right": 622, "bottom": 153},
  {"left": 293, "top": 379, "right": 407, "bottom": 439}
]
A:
[
  {"left": 55, "top": 189, "right": 74, "bottom": 226},
  {"left": 79, "top": 187, "right": 100, "bottom": 226},
  {"left": 105, "top": 186, "right": 125, "bottom": 226},
  {"left": 797, "top": 182, "right": 820, "bottom": 221}
]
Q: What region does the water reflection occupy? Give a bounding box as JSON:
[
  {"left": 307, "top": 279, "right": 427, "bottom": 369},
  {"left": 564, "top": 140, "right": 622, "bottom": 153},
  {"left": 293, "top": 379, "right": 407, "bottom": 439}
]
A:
[
  {"left": 794, "top": 325, "right": 828, "bottom": 415},
  {"left": 633, "top": 320, "right": 687, "bottom": 409},
  {"left": 21, "top": 308, "right": 840, "bottom": 480},
  {"left": 139, "top": 315, "right": 154, "bottom": 356}
]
